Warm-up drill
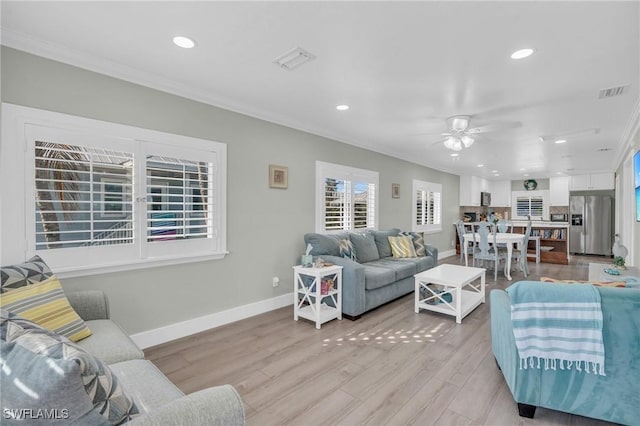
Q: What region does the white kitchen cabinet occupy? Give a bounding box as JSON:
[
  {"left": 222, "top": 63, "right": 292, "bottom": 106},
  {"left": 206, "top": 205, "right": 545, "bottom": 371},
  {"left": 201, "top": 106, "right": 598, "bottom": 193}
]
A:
[
  {"left": 490, "top": 180, "right": 511, "bottom": 207},
  {"left": 569, "top": 173, "right": 614, "bottom": 191},
  {"left": 459, "top": 175, "right": 489, "bottom": 206},
  {"left": 549, "top": 176, "right": 569, "bottom": 206}
]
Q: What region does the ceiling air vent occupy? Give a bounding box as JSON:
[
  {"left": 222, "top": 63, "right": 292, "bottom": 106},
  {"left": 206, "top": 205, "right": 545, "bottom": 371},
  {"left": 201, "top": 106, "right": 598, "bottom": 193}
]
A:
[
  {"left": 598, "top": 85, "right": 628, "bottom": 99},
  {"left": 273, "top": 47, "right": 316, "bottom": 71}
]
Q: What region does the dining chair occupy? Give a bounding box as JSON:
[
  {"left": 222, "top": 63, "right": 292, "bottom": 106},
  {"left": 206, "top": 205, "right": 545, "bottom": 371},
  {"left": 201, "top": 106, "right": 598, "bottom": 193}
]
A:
[
  {"left": 511, "top": 220, "right": 532, "bottom": 277},
  {"left": 472, "top": 221, "right": 507, "bottom": 281},
  {"left": 496, "top": 219, "right": 513, "bottom": 233},
  {"left": 455, "top": 220, "right": 467, "bottom": 264}
]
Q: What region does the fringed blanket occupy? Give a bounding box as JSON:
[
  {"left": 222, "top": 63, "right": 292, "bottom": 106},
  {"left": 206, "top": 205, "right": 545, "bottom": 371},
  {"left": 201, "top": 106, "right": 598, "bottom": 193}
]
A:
[{"left": 506, "top": 281, "right": 605, "bottom": 376}]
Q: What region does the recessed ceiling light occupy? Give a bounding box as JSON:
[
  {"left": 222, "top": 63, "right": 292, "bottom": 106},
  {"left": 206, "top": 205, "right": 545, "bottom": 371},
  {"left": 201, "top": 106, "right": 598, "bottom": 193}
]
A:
[
  {"left": 523, "top": 173, "right": 529, "bottom": 177},
  {"left": 491, "top": 170, "right": 498, "bottom": 173},
  {"left": 477, "top": 164, "right": 484, "bottom": 168},
  {"left": 173, "top": 36, "right": 195, "bottom": 49},
  {"left": 511, "top": 48, "right": 534, "bottom": 59},
  {"left": 519, "top": 168, "right": 526, "bottom": 171},
  {"left": 450, "top": 153, "right": 459, "bottom": 157},
  {"left": 557, "top": 172, "right": 564, "bottom": 175},
  {"left": 555, "top": 139, "right": 567, "bottom": 144},
  {"left": 494, "top": 173, "right": 500, "bottom": 177},
  {"left": 336, "top": 105, "right": 350, "bottom": 111}
]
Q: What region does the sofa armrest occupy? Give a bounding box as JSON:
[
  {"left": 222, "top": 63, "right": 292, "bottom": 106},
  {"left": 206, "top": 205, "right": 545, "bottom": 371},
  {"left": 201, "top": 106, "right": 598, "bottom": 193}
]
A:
[
  {"left": 314, "top": 255, "right": 366, "bottom": 317},
  {"left": 66, "top": 290, "right": 110, "bottom": 320},
  {"left": 489, "top": 289, "right": 519, "bottom": 396},
  {"left": 128, "top": 385, "right": 244, "bottom": 426},
  {"left": 425, "top": 244, "right": 438, "bottom": 262}
]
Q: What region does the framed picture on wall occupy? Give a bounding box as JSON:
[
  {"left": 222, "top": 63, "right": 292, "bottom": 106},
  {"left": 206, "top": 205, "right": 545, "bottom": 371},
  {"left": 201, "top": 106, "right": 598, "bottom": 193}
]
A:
[
  {"left": 269, "top": 164, "right": 288, "bottom": 189},
  {"left": 392, "top": 183, "right": 400, "bottom": 198}
]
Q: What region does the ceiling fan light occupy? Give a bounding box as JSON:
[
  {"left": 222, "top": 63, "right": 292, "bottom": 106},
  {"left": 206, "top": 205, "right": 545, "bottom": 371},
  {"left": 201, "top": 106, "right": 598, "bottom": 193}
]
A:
[
  {"left": 461, "top": 135, "right": 474, "bottom": 147},
  {"left": 443, "top": 136, "right": 456, "bottom": 150},
  {"left": 450, "top": 116, "right": 469, "bottom": 132}
]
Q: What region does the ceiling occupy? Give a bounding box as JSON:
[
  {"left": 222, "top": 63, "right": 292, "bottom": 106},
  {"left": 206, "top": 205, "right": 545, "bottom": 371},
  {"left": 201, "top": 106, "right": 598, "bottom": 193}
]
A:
[{"left": 2, "top": 1, "right": 639, "bottom": 180}]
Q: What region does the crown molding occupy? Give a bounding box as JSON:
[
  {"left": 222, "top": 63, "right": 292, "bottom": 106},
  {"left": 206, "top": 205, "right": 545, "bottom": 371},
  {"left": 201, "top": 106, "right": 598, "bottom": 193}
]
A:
[
  {"left": 614, "top": 97, "right": 640, "bottom": 171},
  {"left": 1, "top": 28, "right": 459, "bottom": 177}
]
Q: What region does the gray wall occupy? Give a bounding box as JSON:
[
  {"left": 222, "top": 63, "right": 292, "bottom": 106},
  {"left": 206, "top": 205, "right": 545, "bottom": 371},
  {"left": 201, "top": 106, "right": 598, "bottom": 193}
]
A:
[{"left": 1, "top": 47, "right": 459, "bottom": 334}]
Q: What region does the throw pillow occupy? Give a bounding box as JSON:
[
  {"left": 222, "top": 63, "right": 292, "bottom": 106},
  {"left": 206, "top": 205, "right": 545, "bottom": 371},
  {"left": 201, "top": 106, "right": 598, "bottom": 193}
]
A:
[
  {"left": 1, "top": 255, "right": 53, "bottom": 293},
  {"left": 388, "top": 235, "right": 417, "bottom": 258},
  {"left": 372, "top": 229, "right": 401, "bottom": 258},
  {"left": 0, "top": 309, "right": 139, "bottom": 425},
  {"left": 303, "top": 233, "right": 341, "bottom": 257},
  {"left": 540, "top": 277, "right": 626, "bottom": 288},
  {"left": 400, "top": 231, "right": 426, "bottom": 257},
  {"left": 0, "top": 275, "right": 92, "bottom": 342},
  {"left": 349, "top": 232, "right": 381, "bottom": 263},
  {"left": 338, "top": 239, "right": 357, "bottom": 261}
]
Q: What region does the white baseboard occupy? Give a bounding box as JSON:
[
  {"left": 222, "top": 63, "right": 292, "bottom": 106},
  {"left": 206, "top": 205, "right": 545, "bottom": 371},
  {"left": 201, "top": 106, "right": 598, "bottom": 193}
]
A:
[
  {"left": 440, "top": 249, "right": 457, "bottom": 258},
  {"left": 131, "top": 292, "right": 293, "bottom": 349}
]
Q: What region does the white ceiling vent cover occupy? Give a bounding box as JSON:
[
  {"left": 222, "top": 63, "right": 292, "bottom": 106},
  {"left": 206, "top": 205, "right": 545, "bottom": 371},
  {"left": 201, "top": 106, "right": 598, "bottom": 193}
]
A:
[
  {"left": 598, "top": 85, "right": 628, "bottom": 99},
  {"left": 273, "top": 47, "right": 316, "bottom": 71}
]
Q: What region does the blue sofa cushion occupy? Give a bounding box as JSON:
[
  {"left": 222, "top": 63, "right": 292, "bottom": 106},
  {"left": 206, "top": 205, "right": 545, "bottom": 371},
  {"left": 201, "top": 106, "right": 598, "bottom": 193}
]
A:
[
  {"left": 350, "top": 232, "right": 380, "bottom": 263},
  {"left": 362, "top": 264, "right": 396, "bottom": 290},
  {"left": 365, "top": 258, "right": 417, "bottom": 281},
  {"left": 400, "top": 256, "right": 435, "bottom": 271},
  {"left": 372, "top": 229, "right": 400, "bottom": 258},
  {"left": 304, "top": 233, "right": 341, "bottom": 257}
]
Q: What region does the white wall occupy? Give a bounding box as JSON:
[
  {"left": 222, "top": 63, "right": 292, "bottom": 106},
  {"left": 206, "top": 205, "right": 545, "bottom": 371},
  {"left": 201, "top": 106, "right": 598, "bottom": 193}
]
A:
[{"left": 0, "top": 47, "right": 459, "bottom": 339}]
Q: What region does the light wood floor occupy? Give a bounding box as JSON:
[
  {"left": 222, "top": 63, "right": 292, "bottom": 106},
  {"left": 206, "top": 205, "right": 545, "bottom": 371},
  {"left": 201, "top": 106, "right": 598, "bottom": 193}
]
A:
[{"left": 145, "top": 255, "right": 618, "bottom": 426}]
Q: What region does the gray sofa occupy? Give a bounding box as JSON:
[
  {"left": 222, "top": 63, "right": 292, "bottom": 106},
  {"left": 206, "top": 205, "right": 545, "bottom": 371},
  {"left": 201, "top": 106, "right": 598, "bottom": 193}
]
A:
[
  {"left": 67, "top": 290, "right": 244, "bottom": 425},
  {"left": 304, "top": 229, "right": 438, "bottom": 319}
]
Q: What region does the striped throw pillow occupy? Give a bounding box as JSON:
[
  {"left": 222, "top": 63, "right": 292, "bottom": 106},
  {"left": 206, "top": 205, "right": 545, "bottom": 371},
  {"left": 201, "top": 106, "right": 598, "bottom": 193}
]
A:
[
  {"left": 388, "top": 235, "right": 417, "bottom": 258},
  {"left": 0, "top": 275, "right": 92, "bottom": 342},
  {"left": 399, "top": 231, "right": 426, "bottom": 257}
]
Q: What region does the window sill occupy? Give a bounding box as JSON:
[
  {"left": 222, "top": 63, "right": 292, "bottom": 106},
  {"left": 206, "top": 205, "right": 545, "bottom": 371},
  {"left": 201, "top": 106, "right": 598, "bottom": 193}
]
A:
[{"left": 55, "top": 252, "right": 229, "bottom": 279}]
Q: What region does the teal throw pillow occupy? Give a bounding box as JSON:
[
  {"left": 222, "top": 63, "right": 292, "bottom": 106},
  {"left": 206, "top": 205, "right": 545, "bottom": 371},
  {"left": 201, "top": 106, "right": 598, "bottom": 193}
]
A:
[{"left": 373, "top": 229, "right": 401, "bottom": 258}]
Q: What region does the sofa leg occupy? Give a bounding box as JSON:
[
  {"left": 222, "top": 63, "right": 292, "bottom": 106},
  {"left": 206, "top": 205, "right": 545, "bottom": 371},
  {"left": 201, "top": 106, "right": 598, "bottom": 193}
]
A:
[
  {"left": 517, "top": 403, "right": 536, "bottom": 418},
  {"left": 342, "top": 313, "right": 361, "bottom": 321}
]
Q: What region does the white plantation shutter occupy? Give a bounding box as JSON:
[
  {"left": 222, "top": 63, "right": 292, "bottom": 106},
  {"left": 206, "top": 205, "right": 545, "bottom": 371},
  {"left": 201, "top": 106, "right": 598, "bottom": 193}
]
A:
[
  {"left": 146, "top": 155, "right": 212, "bottom": 242},
  {"left": 316, "top": 162, "right": 378, "bottom": 233},
  {"left": 413, "top": 180, "right": 442, "bottom": 233},
  {"left": 512, "top": 190, "right": 549, "bottom": 220},
  {"left": 34, "top": 141, "right": 134, "bottom": 250},
  {"left": 6, "top": 104, "right": 227, "bottom": 274}
]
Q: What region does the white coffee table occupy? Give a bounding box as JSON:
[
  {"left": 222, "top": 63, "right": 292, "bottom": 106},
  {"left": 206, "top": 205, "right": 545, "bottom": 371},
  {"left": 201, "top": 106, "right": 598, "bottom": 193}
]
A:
[{"left": 414, "top": 264, "right": 486, "bottom": 324}]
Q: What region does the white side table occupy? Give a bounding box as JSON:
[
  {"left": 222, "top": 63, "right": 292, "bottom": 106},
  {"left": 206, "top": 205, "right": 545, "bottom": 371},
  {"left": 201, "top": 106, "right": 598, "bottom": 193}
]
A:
[
  {"left": 293, "top": 265, "right": 343, "bottom": 329},
  {"left": 414, "top": 264, "right": 486, "bottom": 324}
]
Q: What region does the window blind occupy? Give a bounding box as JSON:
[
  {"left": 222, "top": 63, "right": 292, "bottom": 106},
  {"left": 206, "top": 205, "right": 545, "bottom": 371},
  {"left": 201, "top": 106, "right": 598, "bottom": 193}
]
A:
[
  {"left": 34, "top": 141, "right": 134, "bottom": 250},
  {"left": 146, "top": 155, "right": 212, "bottom": 242}
]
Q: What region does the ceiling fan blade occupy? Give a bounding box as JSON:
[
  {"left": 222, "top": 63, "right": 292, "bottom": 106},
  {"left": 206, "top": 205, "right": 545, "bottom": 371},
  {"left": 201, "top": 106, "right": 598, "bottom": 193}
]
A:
[{"left": 467, "top": 121, "right": 522, "bottom": 133}]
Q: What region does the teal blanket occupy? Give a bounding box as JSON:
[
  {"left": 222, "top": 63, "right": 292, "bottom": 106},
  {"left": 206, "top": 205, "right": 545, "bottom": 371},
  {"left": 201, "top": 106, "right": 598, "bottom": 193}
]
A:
[{"left": 506, "top": 281, "right": 605, "bottom": 376}]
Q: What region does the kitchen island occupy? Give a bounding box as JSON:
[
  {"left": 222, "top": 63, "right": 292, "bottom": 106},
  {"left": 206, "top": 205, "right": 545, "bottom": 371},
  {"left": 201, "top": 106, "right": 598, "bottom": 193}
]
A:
[{"left": 512, "top": 221, "right": 569, "bottom": 265}]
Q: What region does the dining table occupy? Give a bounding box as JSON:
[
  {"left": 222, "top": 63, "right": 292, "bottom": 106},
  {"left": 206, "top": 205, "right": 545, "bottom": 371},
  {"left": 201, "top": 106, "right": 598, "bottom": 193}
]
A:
[{"left": 462, "top": 232, "right": 525, "bottom": 280}]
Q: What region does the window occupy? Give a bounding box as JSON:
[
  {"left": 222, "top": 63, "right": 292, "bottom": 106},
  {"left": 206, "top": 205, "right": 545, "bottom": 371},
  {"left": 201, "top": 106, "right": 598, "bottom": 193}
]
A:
[
  {"left": 1, "top": 104, "right": 227, "bottom": 276},
  {"left": 412, "top": 180, "right": 442, "bottom": 233},
  {"left": 316, "top": 161, "right": 378, "bottom": 233},
  {"left": 511, "top": 190, "right": 549, "bottom": 220}
]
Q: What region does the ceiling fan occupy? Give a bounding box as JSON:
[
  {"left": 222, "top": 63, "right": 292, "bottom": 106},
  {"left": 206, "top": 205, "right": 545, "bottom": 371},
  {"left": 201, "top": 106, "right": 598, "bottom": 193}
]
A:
[{"left": 426, "top": 115, "right": 522, "bottom": 151}]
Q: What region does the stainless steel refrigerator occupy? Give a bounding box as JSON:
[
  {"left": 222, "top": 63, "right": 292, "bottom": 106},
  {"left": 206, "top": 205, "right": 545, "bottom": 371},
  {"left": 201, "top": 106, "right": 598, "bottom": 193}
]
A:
[{"left": 569, "top": 195, "right": 612, "bottom": 255}]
